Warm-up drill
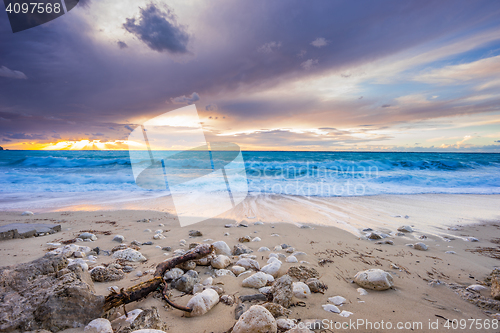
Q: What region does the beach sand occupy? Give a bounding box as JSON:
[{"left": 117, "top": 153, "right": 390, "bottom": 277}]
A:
[{"left": 1, "top": 194, "right": 499, "bottom": 332}]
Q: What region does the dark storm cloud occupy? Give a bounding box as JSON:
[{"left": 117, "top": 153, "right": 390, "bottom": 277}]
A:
[
  {"left": 1, "top": 0, "right": 500, "bottom": 144},
  {"left": 123, "top": 3, "right": 189, "bottom": 53}
]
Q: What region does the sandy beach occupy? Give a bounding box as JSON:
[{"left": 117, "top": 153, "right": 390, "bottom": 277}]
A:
[{"left": 1, "top": 194, "right": 499, "bottom": 333}]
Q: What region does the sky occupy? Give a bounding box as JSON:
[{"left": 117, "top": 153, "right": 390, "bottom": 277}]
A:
[{"left": 1, "top": 0, "right": 500, "bottom": 151}]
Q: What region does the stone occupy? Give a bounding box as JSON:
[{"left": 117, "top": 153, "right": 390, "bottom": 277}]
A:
[
  {"left": 258, "top": 247, "right": 270, "bottom": 252},
  {"left": 0, "top": 223, "right": 61, "bottom": 240},
  {"left": 84, "top": 318, "right": 113, "bottom": 333},
  {"left": 164, "top": 268, "right": 184, "bottom": 281},
  {"left": 261, "top": 261, "right": 281, "bottom": 278},
  {"left": 305, "top": 278, "right": 327, "bottom": 293},
  {"left": 215, "top": 269, "right": 236, "bottom": 277},
  {"left": 354, "top": 269, "right": 394, "bottom": 290},
  {"left": 466, "top": 284, "right": 487, "bottom": 292},
  {"left": 239, "top": 236, "right": 252, "bottom": 243},
  {"left": 221, "top": 294, "right": 235, "bottom": 305},
  {"left": 357, "top": 287, "right": 368, "bottom": 295},
  {"left": 195, "top": 255, "right": 213, "bottom": 266},
  {"left": 286, "top": 248, "right": 294, "bottom": 253},
  {"left": 271, "top": 275, "right": 293, "bottom": 308},
  {"left": 49, "top": 244, "right": 92, "bottom": 257},
  {"left": 231, "top": 265, "right": 246, "bottom": 276},
  {"left": 0, "top": 253, "right": 103, "bottom": 332},
  {"left": 142, "top": 241, "right": 153, "bottom": 246},
  {"left": 267, "top": 257, "right": 281, "bottom": 264},
  {"left": 212, "top": 241, "right": 232, "bottom": 256},
  {"left": 113, "top": 307, "right": 167, "bottom": 333},
  {"left": 233, "top": 244, "right": 253, "bottom": 255},
  {"left": 242, "top": 272, "right": 272, "bottom": 288},
  {"left": 186, "top": 288, "right": 219, "bottom": 316},
  {"left": 292, "top": 282, "right": 311, "bottom": 298},
  {"left": 176, "top": 260, "right": 196, "bottom": 270},
  {"left": 152, "top": 234, "right": 164, "bottom": 240},
  {"left": 287, "top": 266, "right": 319, "bottom": 281},
  {"left": 113, "top": 235, "right": 125, "bottom": 243},
  {"left": 211, "top": 255, "right": 231, "bottom": 269},
  {"left": 90, "top": 265, "right": 124, "bottom": 282},
  {"left": 161, "top": 246, "right": 171, "bottom": 251},
  {"left": 277, "top": 318, "right": 296, "bottom": 330},
  {"left": 236, "top": 258, "right": 260, "bottom": 270},
  {"left": 189, "top": 230, "right": 203, "bottom": 237},
  {"left": 339, "top": 310, "right": 353, "bottom": 317},
  {"left": 262, "top": 302, "right": 289, "bottom": 317},
  {"left": 112, "top": 249, "right": 146, "bottom": 262},
  {"left": 232, "top": 305, "right": 277, "bottom": 333},
  {"left": 252, "top": 237, "right": 261, "bottom": 242},
  {"left": 22, "top": 211, "right": 34, "bottom": 216},
  {"left": 286, "top": 255, "right": 298, "bottom": 263},
  {"left": 328, "top": 296, "right": 346, "bottom": 305},
  {"left": 274, "top": 245, "right": 282, "bottom": 251},
  {"left": 202, "top": 277, "right": 213, "bottom": 285},
  {"left": 79, "top": 232, "right": 97, "bottom": 241},
  {"left": 367, "top": 232, "right": 382, "bottom": 240},
  {"left": 413, "top": 242, "right": 428, "bottom": 251},
  {"left": 397, "top": 225, "right": 413, "bottom": 233},
  {"left": 172, "top": 270, "right": 199, "bottom": 293},
  {"left": 259, "top": 286, "right": 272, "bottom": 296},
  {"left": 322, "top": 304, "right": 340, "bottom": 313}
]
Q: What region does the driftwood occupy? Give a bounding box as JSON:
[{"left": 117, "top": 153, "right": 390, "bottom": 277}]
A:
[{"left": 104, "top": 244, "right": 213, "bottom": 312}]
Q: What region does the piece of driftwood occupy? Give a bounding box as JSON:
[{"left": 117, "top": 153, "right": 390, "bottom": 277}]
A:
[{"left": 104, "top": 244, "right": 213, "bottom": 312}]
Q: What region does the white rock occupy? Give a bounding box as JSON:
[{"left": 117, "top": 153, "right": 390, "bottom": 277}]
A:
[
  {"left": 258, "top": 247, "right": 270, "bottom": 252},
  {"left": 292, "top": 282, "right": 311, "bottom": 298},
  {"left": 68, "top": 258, "right": 88, "bottom": 271},
  {"left": 187, "top": 288, "right": 220, "bottom": 316},
  {"left": 232, "top": 305, "right": 277, "bottom": 333},
  {"left": 179, "top": 239, "right": 186, "bottom": 246},
  {"left": 165, "top": 268, "right": 184, "bottom": 281},
  {"left": 261, "top": 261, "right": 281, "bottom": 278},
  {"left": 259, "top": 286, "right": 272, "bottom": 295},
  {"left": 242, "top": 272, "right": 272, "bottom": 288},
  {"left": 215, "top": 269, "right": 236, "bottom": 277},
  {"left": 84, "top": 318, "right": 113, "bottom": 333},
  {"left": 153, "top": 234, "right": 165, "bottom": 240},
  {"left": 292, "top": 251, "right": 306, "bottom": 256},
  {"left": 192, "top": 283, "right": 204, "bottom": 294},
  {"left": 155, "top": 229, "right": 163, "bottom": 234},
  {"left": 268, "top": 253, "right": 279, "bottom": 259},
  {"left": 79, "top": 232, "right": 97, "bottom": 241},
  {"left": 211, "top": 255, "right": 231, "bottom": 269},
  {"left": 397, "top": 225, "right": 413, "bottom": 233},
  {"left": 286, "top": 255, "right": 298, "bottom": 263},
  {"left": 224, "top": 232, "right": 230, "bottom": 236},
  {"left": 445, "top": 251, "right": 456, "bottom": 254},
  {"left": 267, "top": 257, "right": 282, "bottom": 264},
  {"left": 236, "top": 258, "right": 260, "bottom": 270},
  {"left": 354, "top": 269, "right": 393, "bottom": 290},
  {"left": 112, "top": 248, "right": 146, "bottom": 262},
  {"left": 212, "top": 241, "right": 232, "bottom": 256},
  {"left": 322, "top": 304, "right": 340, "bottom": 313},
  {"left": 339, "top": 310, "right": 353, "bottom": 317},
  {"left": 47, "top": 242, "right": 61, "bottom": 246},
  {"left": 465, "top": 237, "right": 479, "bottom": 242},
  {"left": 252, "top": 237, "right": 261, "bottom": 242},
  {"left": 357, "top": 288, "right": 368, "bottom": 296},
  {"left": 231, "top": 265, "right": 246, "bottom": 276},
  {"left": 135, "top": 271, "right": 143, "bottom": 277},
  {"left": 274, "top": 245, "right": 283, "bottom": 251},
  {"left": 328, "top": 296, "right": 347, "bottom": 305},
  {"left": 112, "top": 235, "right": 125, "bottom": 243},
  {"left": 466, "top": 284, "right": 487, "bottom": 292},
  {"left": 202, "top": 277, "right": 213, "bottom": 286},
  {"left": 22, "top": 211, "right": 34, "bottom": 216},
  {"left": 277, "top": 318, "right": 296, "bottom": 330},
  {"left": 50, "top": 244, "right": 92, "bottom": 257},
  {"left": 413, "top": 242, "right": 428, "bottom": 251}
]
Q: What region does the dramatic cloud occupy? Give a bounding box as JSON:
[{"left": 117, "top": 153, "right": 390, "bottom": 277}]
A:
[
  {"left": 171, "top": 92, "right": 200, "bottom": 105},
  {"left": 0, "top": 66, "right": 27, "bottom": 79},
  {"left": 123, "top": 3, "right": 189, "bottom": 53},
  {"left": 310, "top": 37, "right": 328, "bottom": 47}
]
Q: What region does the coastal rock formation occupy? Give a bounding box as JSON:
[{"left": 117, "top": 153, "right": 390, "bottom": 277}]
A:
[
  {"left": 491, "top": 269, "right": 500, "bottom": 300},
  {"left": 354, "top": 269, "right": 394, "bottom": 290},
  {"left": 232, "top": 305, "right": 277, "bottom": 333},
  {"left": 271, "top": 275, "right": 293, "bottom": 308},
  {"left": 0, "top": 253, "right": 104, "bottom": 332}
]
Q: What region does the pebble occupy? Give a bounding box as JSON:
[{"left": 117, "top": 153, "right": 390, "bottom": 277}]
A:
[
  {"left": 322, "top": 304, "right": 340, "bottom": 313},
  {"left": 339, "top": 310, "right": 353, "bottom": 317},
  {"left": 236, "top": 258, "right": 260, "bottom": 270},
  {"left": 239, "top": 235, "right": 252, "bottom": 243},
  {"left": 242, "top": 272, "right": 273, "bottom": 288},
  {"left": 108, "top": 286, "right": 120, "bottom": 293},
  {"left": 274, "top": 245, "right": 283, "bottom": 251},
  {"left": 413, "top": 242, "right": 428, "bottom": 251},
  {"left": 112, "top": 248, "right": 146, "bottom": 262},
  {"left": 305, "top": 278, "right": 327, "bottom": 293},
  {"left": 162, "top": 246, "right": 172, "bottom": 251},
  {"left": 286, "top": 247, "right": 294, "bottom": 253},
  {"left": 277, "top": 318, "right": 296, "bottom": 330},
  {"left": 189, "top": 230, "right": 203, "bottom": 237},
  {"left": 221, "top": 294, "right": 235, "bottom": 305},
  {"left": 186, "top": 288, "right": 219, "bottom": 316},
  {"left": 251, "top": 237, "right": 261, "bottom": 242},
  {"left": 79, "top": 232, "right": 97, "bottom": 241},
  {"left": 328, "top": 296, "right": 346, "bottom": 305},
  {"left": 233, "top": 244, "right": 253, "bottom": 255},
  {"left": 84, "top": 318, "right": 113, "bottom": 333},
  {"left": 254, "top": 221, "right": 264, "bottom": 225},
  {"left": 179, "top": 239, "right": 187, "bottom": 246},
  {"left": 357, "top": 287, "right": 368, "bottom": 295},
  {"left": 212, "top": 241, "right": 232, "bottom": 256},
  {"left": 144, "top": 229, "right": 151, "bottom": 233},
  {"left": 215, "top": 269, "right": 236, "bottom": 277},
  {"left": 159, "top": 223, "right": 164, "bottom": 227},
  {"left": 397, "top": 225, "right": 413, "bottom": 233},
  {"left": 445, "top": 251, "right": 456, "bottom": 254},
  {"left": 202, "top": 277, "right": 213, "bottom": 285},
  {"left": 153, "top": 234, "right": 164, "bottom": 240},
  {"left": 292, "top": 282, "right": 311, "bottom": 298},
  {"left": 142, "top": 241, "right": 153, "bottom": 245},
  {"left": 354, "top": 269, "right": 393, "bottom": 290},
  {"left": 122, "top": 265, "right": 133, "bottom": 273},
  {"left": 465, "top": 237, "right": 479, "bottom": 242},
  {"left": 231, "top": 265, "right": 246, "bottom": 276},
  {"left": 224, "top": 224, "right": 233, "bottom": 228},
  {"left": 258, "top": 247, "right": 270, "bottom": 252},
  {"left": 259, "top": 286, "right": 272, "bottom": 296},
  {"left": 224, "top": 232, "right": 230, "bottom": 236},
  {"left": 261, "top": 261, "right": 281, "bottom": 277},
  {"left": 46, "top": 242, "right": 61, "bottom": 246},
  {"left": 164, "top": 268, "right": 184, "bottom": 281},
  {"left": 367, "top": 232, "right": 382, "bottom": 240},
  {"left": 466, "top": 284, "right": 487, "bottom": 292},
  {"left": 112, "top": 235, "right": 125, "bottom": 243},
  {"left": 211, "top": 255, "right": 231, "bottom": 269},
  {"left": 177, "top": 260, "right": 196, "bottom": 271},
  {"left": 232, "top": 305, "right": 277, "bottom": 333},
  {"left": 155, "top": 229, "right": 163, "bottom": 234},
  {"left": 22, "top": 211, "right": 34, "bottom": 216},
  {"left": 286, "top": 256, "right": 298, "bottom": 263},
  {"left": 292, "top": 251, "right": 306, "bottom": 256},
  {"left": 90, "top": 265, "right": 124, "bottom": 282},
  {"left": 172, "top": 270, "right": 199, "bottom": 293},
  {"left": 136, "top": 271, "right": 143, "bottom": 277},
  {"left": 271, "top": 275, "right": 293, "bottom": 308},
  {"left": 138, "top": 218, "right": 151, "bottom": 223}
]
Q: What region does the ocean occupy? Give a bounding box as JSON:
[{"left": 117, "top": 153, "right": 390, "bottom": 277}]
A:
[{"left": 1, "top": 150, "right": 499, "bottom": 211}]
